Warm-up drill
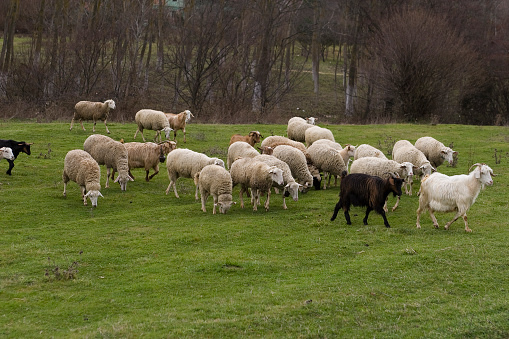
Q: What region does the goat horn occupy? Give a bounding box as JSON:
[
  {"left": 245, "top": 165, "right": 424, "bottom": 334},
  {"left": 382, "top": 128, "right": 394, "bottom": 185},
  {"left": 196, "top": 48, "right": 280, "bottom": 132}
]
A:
[{"left": 469, "top": 163, "right": 483, "bottom": 171}]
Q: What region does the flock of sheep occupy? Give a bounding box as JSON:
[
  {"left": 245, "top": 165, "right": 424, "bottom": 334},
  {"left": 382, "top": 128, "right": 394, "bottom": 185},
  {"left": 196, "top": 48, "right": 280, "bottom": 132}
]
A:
[{"left": 62, "top": 100, "right": 496, "bottom": 232}]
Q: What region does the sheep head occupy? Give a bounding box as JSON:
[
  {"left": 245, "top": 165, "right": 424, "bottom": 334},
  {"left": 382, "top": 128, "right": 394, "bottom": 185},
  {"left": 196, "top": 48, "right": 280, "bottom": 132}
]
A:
[{"left": 84, "top": 190, "right": 103, "bottom": 207}]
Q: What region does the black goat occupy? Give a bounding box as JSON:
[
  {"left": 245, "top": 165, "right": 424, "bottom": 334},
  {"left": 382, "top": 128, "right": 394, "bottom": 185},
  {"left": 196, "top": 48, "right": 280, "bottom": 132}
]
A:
[
  {"left": 330, "top": 172, "right": 404, "bottom": 228},
  {"left": 0, "top": 139, "right": 32, "bottom": 175}
]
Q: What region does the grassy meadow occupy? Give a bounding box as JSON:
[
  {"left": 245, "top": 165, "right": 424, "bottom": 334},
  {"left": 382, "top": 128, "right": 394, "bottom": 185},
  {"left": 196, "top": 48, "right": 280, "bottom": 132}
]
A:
[{"left": 0, "top": 120, "right": 508, "bottom": 338}]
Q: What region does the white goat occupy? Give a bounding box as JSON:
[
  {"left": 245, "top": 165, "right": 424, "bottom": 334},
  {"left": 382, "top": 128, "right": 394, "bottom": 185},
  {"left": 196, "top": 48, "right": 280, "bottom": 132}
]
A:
[{"left": 416, "top": 163, "right": 495, "bottom": 232}]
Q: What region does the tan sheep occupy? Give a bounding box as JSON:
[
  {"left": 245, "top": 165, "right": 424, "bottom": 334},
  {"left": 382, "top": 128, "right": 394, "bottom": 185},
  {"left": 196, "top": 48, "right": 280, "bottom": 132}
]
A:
[
  {"left": 63, "top": 149, "right": 103, "bottom": 206},
  {"left": 83, "top": 134, "right": 133, "bottom": 191},
  {"left": 164, "top": 109, "right": 194, "bottom": 143},
  {"left": 194, "top": 164, "right": 235, "bottom": 214},
  {"left": 229, "top": 131, "right": 262, "bottom": 147},
  {"left": 124, "top": 140, "right": 177, "bottom": 181},
  {"left": 70, "top": 100, "right": 116, "bottom": 134}
]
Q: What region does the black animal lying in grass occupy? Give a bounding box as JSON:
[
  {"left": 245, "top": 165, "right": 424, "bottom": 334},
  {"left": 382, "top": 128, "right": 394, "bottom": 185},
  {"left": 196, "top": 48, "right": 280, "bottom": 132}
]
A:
[{"left": 331, "top": 172, "right": 404, "bottom": 228}]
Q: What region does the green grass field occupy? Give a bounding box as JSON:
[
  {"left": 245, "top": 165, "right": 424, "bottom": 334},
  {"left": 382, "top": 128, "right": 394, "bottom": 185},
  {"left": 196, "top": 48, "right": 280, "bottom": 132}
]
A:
[{"left": 1, "top": 121, "right": 508, "bottom": 338}]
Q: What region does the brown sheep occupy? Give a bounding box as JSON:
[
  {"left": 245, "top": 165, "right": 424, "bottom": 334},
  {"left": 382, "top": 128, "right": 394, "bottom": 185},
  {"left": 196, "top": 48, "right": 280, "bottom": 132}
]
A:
[
  {"left": 229, "top": 131, "right": 262, "bottom": 147},
  {"left": 164, "top": 110, "right": 194, "bottom": 143}
]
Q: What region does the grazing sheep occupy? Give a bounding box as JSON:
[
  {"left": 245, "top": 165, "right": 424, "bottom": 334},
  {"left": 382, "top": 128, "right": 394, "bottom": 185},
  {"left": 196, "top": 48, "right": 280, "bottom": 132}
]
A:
[
  {"left": 124, "top": 140, "right": 177, "bottom": 181},
  {"left": 392, "top": 140, "right": 435, "bottom": 195},
  {"left": 165, "top": 109, "right": 194, "bottom": 143},
  {"left": 254, "top": 154, "right": 302, "bottom": 209},
  {"left": 70, "top": 100, "right": 116, "bottom": 134},
  {"left": 271, "top": 145, "right": 314, "bottom": 190},
  {"left": 62, "top": 149, "right": 103, "bottom": 206},
  {"left": 312, "top": 139, "right": 342, "bottom": 151},
  {"left": 229, "top": 131, "right": 263, "bottom": 147},
  {"left": 165, "top": 148, "right": 225, "bottom": 199},
  {"left": 261, "top": 135, "right": 308, "bottom": 154},
  {"left": 194, "top": 164, "right": 235, "bottom": 214},
  {"left": 307, "top": 143, "right": 349, "bottom": 189},
  {"left": 287, "top": 117, "right": 316, "bottom": 142},
  {"left": 304, "top": 125, "right": 335, "bottom": 146},
  {"left": 312, "top": 141, "right": 355, "bottom": 187},
  {"left": 415, "top": 136, "right": 458, "bottom": 169},
  {"left": 416, "top": 163, "right": 495, "bottom": 232},
  {"left": 350, "top": 157, "right": 415, "bottom": 211},
  {"left": 331, "top": 172, "right": 404, "bottom": 228},
  {"left": 354, "top": 144, "right": 388, "bottom": 160},
  {"left": 134, "top": 109, "right": 173, "bottom": 142},
  {"left": 83, "top": 134, "right": 133, "bottom": 191},
  {"left": 0, "top": 147, "right": 14, "bottom": 161},
  {"left": 227, "top": 141, "right": 260, "bottom": 169},
  {"left": 230, "top": 157, "right": 284, "bottom": 211}
]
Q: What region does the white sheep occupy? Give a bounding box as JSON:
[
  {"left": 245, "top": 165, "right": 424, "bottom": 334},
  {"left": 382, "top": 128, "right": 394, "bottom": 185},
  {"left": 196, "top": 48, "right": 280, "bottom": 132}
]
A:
[
  {"left": 416, "top": 163, "right": 495, "bottom": 232},
  {"left": 0, "top": 147, "right": 14, "bottom": 161},
  {"left": 271, "top": 144, "right": 313, "bottom": 189},
  {"left": 304, "top": 125, "right": 335, "bottom": 146},
  {"left": 83, "top": 134, "right": 133, "bottom": 191},
  {"left": 70, "top": 100, "right": 116, "bottom": 134},
  {"left": 354, "top": 144, "right": 388, "bottom": 160},
  {"left": 392, "top": 140, "right": 435, "bottom": 195},
  {"left": 62, "top": 149, "right": 103, "bottom": 206},
  {"left": 124, "top": 140, "right": 177, "bottom": 181},
  {"left": 307, "top": 142, "right": 348, "bottom": 189},
  {"left": 287, "top": 117, "right": 316, "bottom": 142},
  {"left": 194, "top": 164, "right": 235, "bottom": 214},
  {"left": 254, "top": 154, "right": 302, "bottom": 209},
  {"left": 261, "top": 135, "right": 308, "bottom": 154},
  {"left": 311, "top": 141, "right": 355, "bottom": 187},
  {"left": 165, "top": 109, "right": 194, "bottom": 143},
  {"left": 229, "top": 157, "right": 284, "bottom": 211},
  {"left": 134, "top": 109, "right": 173, "bottom": 142},
  {"left": 350, "top": 157, "right": 416, "bottom": 211},
  {"left": 165, "top": 148, "right": 225, "bottom": 199},
  {"left": 415, "top": 136, "right": 458, "bottom": 169},
  {"left": 227, "top": 141, "right": 260, "bottom": 169}
]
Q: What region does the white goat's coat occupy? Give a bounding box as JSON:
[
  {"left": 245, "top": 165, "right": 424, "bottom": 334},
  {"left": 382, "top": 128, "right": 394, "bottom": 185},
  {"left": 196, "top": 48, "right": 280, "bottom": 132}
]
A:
[
  {"left": 165, "top": 148, "right": 225, "bottom": 199},
  {"left": 416, "top": 163, "right": 494, "bottom": 232}
]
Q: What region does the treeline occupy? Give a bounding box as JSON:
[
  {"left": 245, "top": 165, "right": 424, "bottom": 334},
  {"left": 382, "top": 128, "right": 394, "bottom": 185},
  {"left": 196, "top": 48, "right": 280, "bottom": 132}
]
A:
[{"left": 0, "top": 0, "right": 508, "bottom": 125}]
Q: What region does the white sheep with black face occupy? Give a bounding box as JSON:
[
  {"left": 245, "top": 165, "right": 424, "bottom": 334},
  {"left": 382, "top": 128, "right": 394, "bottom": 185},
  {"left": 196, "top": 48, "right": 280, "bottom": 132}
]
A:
[
  {"left": 70, "top": 99, "right": 116, "bottom": 134},
  {"left": 63, "top": 149, "right": 103, "bottom": 207},
  {"left": 134, "top": 109, "right": 173, "bottom": 142}
]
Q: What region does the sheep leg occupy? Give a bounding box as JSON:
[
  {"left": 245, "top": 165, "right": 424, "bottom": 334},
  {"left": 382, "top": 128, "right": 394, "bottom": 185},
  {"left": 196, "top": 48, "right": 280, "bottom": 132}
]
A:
[
  {"left": 462, "top": 214, "right": 472, "bottom": 233},
  {"left": 238, "top": 187, "right": 245, "bottom": 208},
  {"left": 194, "top": 184, "right": 200, "bottom": 200},
  {"left": 69, "top": 118, "right": 75, "bottom": 131},
  {"left": 252, "top": 189, "right": 259, "bottom": 211},
  {"left": 200, "top": 190, "right": 208, "bottom": 213},
  {"left": 81, "top": 186, "right": 87, "bottom": 205},
  {"left": 264, "top": 190, "right": 271, "bottom": 211},
  {"left": 128, "top": 170, "right": 136, "bottom": 180},
  {"left": 444, "top": 211, "right": 464, "bottom": 231},
  {"left": 183, "top": 128, "right": 186, "bottom": 143},
  {"left": 79, "top": 120, "right": 86, "bottom": 131},
  {"left": 383, "top": 198, "right": 388, "bottom": 212},
  {"left": 104, "top": 120, "right": 110, "bottom": 134},
  {"left": 92, "top": 120, "right": 96, "bottom": 132},
  {"left": 105, "top": 168, "right": 111, "bottom": 188},
  {"left": 282, "top": 194, "right": 287, "bottom": 210},
  {"left": 165, "top": 181, "right": 174, "bottom": 196},
  {"left": 428, "top": 208, "right": 440, "bottom": 229}
]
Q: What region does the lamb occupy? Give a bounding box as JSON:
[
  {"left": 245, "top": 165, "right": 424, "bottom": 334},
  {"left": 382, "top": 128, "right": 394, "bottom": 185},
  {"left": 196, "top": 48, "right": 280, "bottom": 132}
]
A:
[
  {"left": 271, "top": 145, "right": 314, "bottom": 189},
  {"left": 415, "top": 136, "right": 458, "bottom": 169},
  {"left": 229, "top": 157, "right": 284, "bottom": 211},
  {"left": 165, "top": 148, "right": 225, "bottom": 199},
  {"left": 254, "top": 154, "right": 302, "bottom": 209},
  {"left": 350, "top": 157, "right": 415, "bottom": 211},
  {"left": 164, "top": 109, "right": 194, "bottom": 143},
  {"left": 307, "top": 142, "right": 349, "bottom": 189},
  {"left": 62, "top": 149, "right": 103, "bottom": 206},
  {"left": 392, "top": 140, "right": 435, "bottom": 195},
  {"left": 194, "top": 164, "right": 235, "bottom": 214},
  {"left": 124, "top": 140, "right": 177, "bottom": 181},
  {"left": 354, "top": 144, "right": 388, "bottom": 160},
  {"left": 304, "top": 125, "right": 335, "bottom": 146},
  {"left": 416, "top": 163, "right": 495, "bottom": 232},
  {"left": 134, "top": 109, "right": 173, "bottom": 142},
  {"left": 331, "top": 172, "right": 404, "bottom": 228},
  {"left": 70, "top": 100, "right": 116, "bottom": 134},
  {"left": 287, "top": 117, "right": 316, "bottom": 142},
  {"left": 0, "top": 147, "right": 14, "bottom": 161},
  {"left": 83, "top": 134, "right": 133, "bottom": 191},
  {"left": 229, "top": 131, "right": 263, "bottom": 147},
  {"left": 227, "top": 141, "right": 260, "bottom": 169}
]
